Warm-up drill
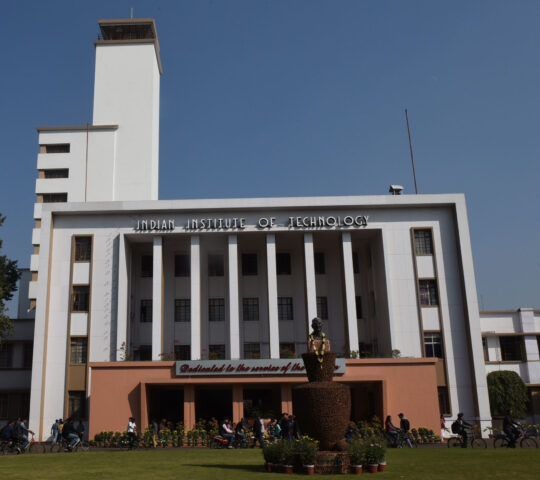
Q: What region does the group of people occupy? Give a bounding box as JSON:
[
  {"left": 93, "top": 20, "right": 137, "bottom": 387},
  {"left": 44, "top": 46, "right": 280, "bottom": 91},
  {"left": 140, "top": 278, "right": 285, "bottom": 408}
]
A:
[
  {"left": 218, "top": 416, "right": 266, "bottom": 448},
  {"left": 384, "top": 413, "right": 413, "bottom": 448},
  {"left": 0, "top": 418, "right": 34, "bottom": 453},
  {"left": 51, "top": 418, "right": 85, "bottom": 450}
]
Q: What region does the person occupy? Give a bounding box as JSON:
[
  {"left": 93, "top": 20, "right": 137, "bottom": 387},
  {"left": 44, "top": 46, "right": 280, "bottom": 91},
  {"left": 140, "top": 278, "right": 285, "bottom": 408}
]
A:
[
  {"left": 253, "top": 415, "right": 265, "bottom": 447},
  {"left": 454, "top": 413, "right": 473, "bottom": 448},
  {"left": 279, "top": 413, "right": 291, "bottom": 440},
  {"left": 385, "top": 415, "right": 400, "bottom": 447},
  {"left": 76, "top": 418, "right": 85, "bottom": 440},
  {"left": 0, "top": 420, "right": 15, "bottom": 445},
  {"left": 58, "top": 419, "right": 64, "bottom": 444},
  {"left": 152, "top": 419, "right": 159, "bottom": 448},
  {"left": 127, "top": 417, "right": 137, "bottom": 449},
  {"left": 62, "top": 419, "right": 79, "bottom": 450},
  {"left": 220, "top": 419, "right": 234, "bottom": 447},
  {"left": 292, "top": 415, "right": 302, "bottom": 439},
  {"left": 51, "top": 419, "right": 60, "bottom": 446},
  {"left": 15, "top": 418, "right": 34, "bottom": 452},
  {"left": 503, "top": 409, "right": 520, "bottom": 448},
  {"left": 235, "top": 418, "right": 247, "bottom": 445},
  {"left": 273, "top": 419, "right": 281, "bottom": 440},
  {"left": 398, "top": 413, "right": 412, "bottom": 448}
]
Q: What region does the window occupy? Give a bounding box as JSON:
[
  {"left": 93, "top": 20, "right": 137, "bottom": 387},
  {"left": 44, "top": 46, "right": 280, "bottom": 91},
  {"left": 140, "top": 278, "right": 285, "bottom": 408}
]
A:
[
  {"left": 424, "top": 332, "right": 443, "bottom": 358},
  {"left": 209, "top": 298, "right": 225, "bottom": 322},
  {"left": 276, "top": 253, "right": 291, "bottom": 275},
  {"left": 174, "top": 345, "right": 191, "bottom": 360},
  {"left": 209, "top": 344, "right": 225, "bottom": 360},
  {"left": 0, "top": 393, "right": 8, "bottom": 418},
  {"left": 244, "top": 343, "right": 261, "bottom": 359},
  {"left": 242, "top": 298, "right": 259, "bottom": 321},
  {"left": 23, "top": 342, "right": 33, "bottom": 369},
  {"left": 482, "top": 337, "right": 489, "bottom": 361},
  {"left": 499, "top": 336, "right": 525, "bottom": 362},
  {"left": 42, "top": 193, "right": 67, "bottom": 203},
  {"left": 137, "top": 345, "right": 152, "bottom": 361},
  {"left": 352, "top": 251, "right": 359, "bottom": 274},
  {"left": 208, "top": 254, "right": 224, "bottom": 276},
  {"left": 42, "top": 143, "right": 70, "bottom": 153},
  {"left": 141, "top": 255, "right": 153, "bottom": 277},
  {"left": 314, "top": 252, "right": 326, "bottom": 275},
  {"left": 0, "top": 343, "right": 13, "bottom": 368},
  {"left": 414, "top": 229, "right": 433, "bottom": 255},
  {"left": 43, "top": 168, "right": 69, "bottom": 178},
  {"left": 140, "top": 299, "right": 152, "bottom": 322},
  {"left": 174, "top": 299, "right": 191, "bottom": 322},
  {"left": 71, "top": 286, "right": 90, "bottom": 312},
  {"left": 242, "top": 254, "right": 258, "bottom": 276},
  {"left": 68, "top": 391, "right": 86, "bottom": 419},
  {"left": 278, "top": 297, "right": 294, "bottom": 321},
  {"left": 279, "top": 343, "right": 296, "bottom": 359},
  {"left": 175, "top": 254, "right": 190, "bottom": 277},
  {"left": 438, "top": 386, "right": 450, "bottom": 416},
  {"left": 355, "top": 296, "right": 363, "bottom": 319},
  {"left": 74, "top": 236, "right": 92, "bottom": 261},
  {"left": 317, "top": 296, "right": 328, "bottom": 320},
  {"left": 18, "top": 392, "right": 30, "bottom": 419},
  {"left": 419, "top": 279, "right": 438, "bottom": 306},
  {"left": 70, "top": 338, "right": 88, "bottom": 364}
]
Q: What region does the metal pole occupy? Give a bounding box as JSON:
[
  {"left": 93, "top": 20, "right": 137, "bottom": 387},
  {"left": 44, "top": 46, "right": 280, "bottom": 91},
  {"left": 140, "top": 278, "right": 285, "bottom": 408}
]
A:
[{"left": 405, "top": 109, "right": 418, "bottom": 194}]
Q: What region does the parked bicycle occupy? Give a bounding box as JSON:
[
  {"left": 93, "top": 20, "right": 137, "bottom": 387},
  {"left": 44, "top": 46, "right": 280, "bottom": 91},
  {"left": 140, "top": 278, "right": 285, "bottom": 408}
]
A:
[
  {"left": 448, "top": 426, "right": 487, "bottom": 448},
  {"left": 493, "top": 425, "right": 538, "bottom": 449}
]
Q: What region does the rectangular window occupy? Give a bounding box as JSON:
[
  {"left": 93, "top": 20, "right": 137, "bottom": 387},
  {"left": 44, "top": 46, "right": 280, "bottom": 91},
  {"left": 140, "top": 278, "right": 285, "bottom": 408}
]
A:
[
  {"left": 209, "top": 298, "right": 225, "bottom": 322},
  {"left": 208, "top": 254, "right": 224, "bottom": 276},
  {"left": 424, "top": 332, "right": 443, "bottom": 358},
  {"left": 352, "top": 251, "right": 359, "bottom": 274},
  {"left": 0, "top": 393, "right": 8, "bottom": 418},
  {"left": 244, "top": 343, "right": 261, "bottom": 359},
  {"left": 141, "top": 255, "right": 153, "bottom": 277},
  {"left": 242, "top": 254, "right": 258, "bottom": 276},
  {"left": 71, "top": 286, "right": 90, "bottom": 312},
  {"left": 242, "top": 298, "right": 259, "bottom": 321},
  {"left": 355, "top": 296, "right": 363, "bottom": 319},
  {"left": 279, "top": 343, "right": 296, "bottom": 359},
  {"left": 278, "top": 297, "right": 294, "bottom": 321},
  {"left": 23, "top": 342, "right": 33, "bottom": 369},
  {"left": 482, "top": 337, "right": 489, "bottom": 362},
  {"left": 317, "top": 296, "right": 328, "bottom": 320},
  {"left": 137, "top": 345, "right": 152, "bottom": 361},
  {"left": 419, "top": 279, "right": 438, "bottom": 306},
  {"left": 42, "top": 193, "right": 67, "bottom": 203},
  {"left": 70, "top": 337, "right": 88, "bottom": 364},
  {"left": 414, "top": 229, "right": 433, "bottom": 255},
  {"left": 209, "top": 344, "right": 226, "bottom": 360},
  {"left": 174, "top": 345, "right": 191, "bottom": 360},
  {"left": 43, "top": 168, "right": 69, "bottom": 178},
  {"left": 175, "top": 254, "right": 190, "bottom": 277},
  {"left": 18, "top": 392, "right": 30, "bottom": 420},
  {"left": 174, "top": 299, "right": 191, "bottom": 322},
  {"left": 314, "top": 252, "right": 326, "bottom": 274},
  {"left": 276, "top": 253, "right": 291, "bottom": 275},
  {"left": 42, "top": 143, "right": 70, "bottom": 153},
  {"left": 438, "top": 386, "right": 450, "bottom": 416},
  {"left": 140, "top": 299, "right": 152, "bottom": 323},
  {"left": 68, "top": 391, "right": 86, "bottom": 419},
  {"left": 74, "top": 236, "right": 92, "bottom": 262},
  {"left": 0, "top": 343, "right": 13, "bottom": 368},
  {"left": 499, "top": 336, "right": 525, "bottom": 362}
]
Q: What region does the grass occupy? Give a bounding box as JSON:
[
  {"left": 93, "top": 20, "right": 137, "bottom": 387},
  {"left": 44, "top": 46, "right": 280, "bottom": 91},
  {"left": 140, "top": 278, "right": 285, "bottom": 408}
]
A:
[{"left": 0, "top": 447, "right": 539, "bottom": 479}]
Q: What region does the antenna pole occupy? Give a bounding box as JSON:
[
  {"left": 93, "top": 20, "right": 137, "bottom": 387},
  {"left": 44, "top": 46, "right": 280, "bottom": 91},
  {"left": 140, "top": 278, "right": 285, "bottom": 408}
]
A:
[{"left": 405, "top": 109, "right": 418, "bottom": 194}]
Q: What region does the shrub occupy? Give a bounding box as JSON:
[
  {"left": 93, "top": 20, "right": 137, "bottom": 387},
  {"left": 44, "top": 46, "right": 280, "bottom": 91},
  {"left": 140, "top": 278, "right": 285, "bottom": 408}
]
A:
[
  {"left": 262, "top": 441, "right": 282, "bottom": 465},
  {"left": 487, "top": 370, "right": 528, "bottom": 418},
  {"left": 346, "top": 438, "right": 366, "bottom": 466},
  {"left": 364, "top": 441, "right": 386, "bottom": 465},
  {"left": 296, "top": 436, "right": 319, "bottom": 465}
]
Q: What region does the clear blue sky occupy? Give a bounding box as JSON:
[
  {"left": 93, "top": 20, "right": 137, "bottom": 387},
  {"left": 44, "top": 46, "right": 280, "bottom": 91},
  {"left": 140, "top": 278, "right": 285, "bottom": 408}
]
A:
[{"left": 1, "top": 0, "right": 539, "bottom": 312}]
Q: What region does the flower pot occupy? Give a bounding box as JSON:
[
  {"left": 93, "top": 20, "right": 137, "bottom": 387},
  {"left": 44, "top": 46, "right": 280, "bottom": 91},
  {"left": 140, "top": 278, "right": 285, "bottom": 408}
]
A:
[
  {"left": 351, "top": 464, "right": 363, "bottom": 474},
  {"left": 378, "top": 462, "right": 386, "bottom": 472},
  {"left": 283, "top": 465, "right": 294, "bottom": 474},
  {"left": 368, "top": 464, "right": 378, "bottom": 473},
  {"left": 303, "top": 465, "right": 315, "bottom": 475}
]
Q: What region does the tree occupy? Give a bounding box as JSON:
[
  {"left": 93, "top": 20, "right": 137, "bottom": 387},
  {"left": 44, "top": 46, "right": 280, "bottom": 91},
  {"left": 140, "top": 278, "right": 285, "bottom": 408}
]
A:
[
  {"left": 487, "top": 370, "right": 528, "bottom": 418},
  {"left": 0, "top": 214, "right": 21, "bottom": 344}
]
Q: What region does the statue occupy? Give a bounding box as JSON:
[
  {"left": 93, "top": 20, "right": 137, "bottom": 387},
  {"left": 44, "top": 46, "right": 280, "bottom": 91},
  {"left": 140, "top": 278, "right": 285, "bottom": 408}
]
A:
[{"left": 308, "top": 317, "right": 330, "bottom": 366}]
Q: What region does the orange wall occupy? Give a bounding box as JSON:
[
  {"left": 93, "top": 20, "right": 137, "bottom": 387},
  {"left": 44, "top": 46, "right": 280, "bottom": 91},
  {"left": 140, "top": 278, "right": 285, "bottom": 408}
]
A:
[{"left": 88, "top": 358, "right": 439, "bottom": 439}]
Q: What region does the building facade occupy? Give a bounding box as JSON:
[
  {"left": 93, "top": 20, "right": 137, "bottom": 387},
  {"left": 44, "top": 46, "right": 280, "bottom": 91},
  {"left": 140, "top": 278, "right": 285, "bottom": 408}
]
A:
[{"left": 24, "top": 18, "right": 505, "bottom": 440}]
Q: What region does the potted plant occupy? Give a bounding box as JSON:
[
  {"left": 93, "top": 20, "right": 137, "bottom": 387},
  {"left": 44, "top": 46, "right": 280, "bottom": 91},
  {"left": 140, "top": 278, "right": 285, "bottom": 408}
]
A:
[
  {"left": 364, "top": 442, "right": 384, "bottom": 473},
  {"left": 346, "top": 439, "right": 365, "bottom": 474},
  {"left": 279, "top": 440, "right": 295, "bottom": 474},
  {"left": 297, "top": 436, "right": 318, "bottom": 475},
  {"left": 263, "top": 441, "right": 279, "bottom": 472}
]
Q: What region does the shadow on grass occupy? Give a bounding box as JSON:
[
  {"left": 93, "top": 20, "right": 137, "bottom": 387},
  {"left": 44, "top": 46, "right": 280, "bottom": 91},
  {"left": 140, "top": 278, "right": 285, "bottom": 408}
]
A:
[{"left": 185, "top": 464, "right": 265, "bottom": 474}]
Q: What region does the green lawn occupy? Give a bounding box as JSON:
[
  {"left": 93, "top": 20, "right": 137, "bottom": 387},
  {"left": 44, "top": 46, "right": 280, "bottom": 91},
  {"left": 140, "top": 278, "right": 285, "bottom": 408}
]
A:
[{"left": 0, "top": 448, "right": 539, "bottom": 479}]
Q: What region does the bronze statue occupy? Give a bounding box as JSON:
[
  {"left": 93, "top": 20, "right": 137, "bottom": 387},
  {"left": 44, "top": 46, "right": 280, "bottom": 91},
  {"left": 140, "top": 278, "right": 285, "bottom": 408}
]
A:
[{"left": 308, "top": 317, "right": 330, "bottom": 361}]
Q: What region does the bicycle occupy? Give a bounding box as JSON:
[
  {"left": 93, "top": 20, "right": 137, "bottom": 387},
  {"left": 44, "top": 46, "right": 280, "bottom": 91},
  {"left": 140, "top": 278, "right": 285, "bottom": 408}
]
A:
[
  {"left": 447, "top": 426, "right": 487, "bottom": 448},
  {"left": 397, "top": 430, "right": 417, "bottom": 448},
  {"left": 51, "top": 437, "right": 90, "bottom": 453},
  {"left": 493, "top": 425, "right": 538, "bottom": 449}
]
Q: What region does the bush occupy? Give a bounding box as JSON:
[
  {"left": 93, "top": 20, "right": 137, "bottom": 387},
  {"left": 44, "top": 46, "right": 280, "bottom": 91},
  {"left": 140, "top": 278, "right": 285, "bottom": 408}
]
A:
[
  {"left": 487, "top": 371, "right": 528, "bottom": 418},
  {"left": 346, "top": 438, "right": 366, "bottom": 466},
  {"left": 262, "top": 441, "right": 282, "bottom": 465},
  {"left": 364, "top": 441, "right": 386, "bottom": 465},
  {"left": 296, "top": 436, "right": 319, "bottom": 465}
]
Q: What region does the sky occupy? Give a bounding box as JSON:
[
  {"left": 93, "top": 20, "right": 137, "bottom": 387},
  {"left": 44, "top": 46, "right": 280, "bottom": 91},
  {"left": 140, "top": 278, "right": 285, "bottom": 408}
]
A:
[{"left": 0, "top": 0, "right": 539, "bottom": 312}]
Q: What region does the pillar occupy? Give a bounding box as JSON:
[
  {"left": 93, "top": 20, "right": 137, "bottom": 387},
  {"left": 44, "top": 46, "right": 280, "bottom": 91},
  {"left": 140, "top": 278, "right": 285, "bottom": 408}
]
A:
[
  {"left": 342, "top": 232, "right": 359, "bottom": 352},
  {"left": 232, "top": 384, "right": 244, "bottom": 423},
  {"left": 184, "top": 384, "right": 196, "bottom": 430},
  {"left": 266, "top": 234, "right": 280, "bottom": 359},
  {"left": 190, "top": 236, "right": 201, "bottom": 360},
  {"left": 116, "top": 234, "right": 129, "bottom": 360},
  {"left": 152, "top": 236, "right": 163, "bottom": 360},
  {"left": 304, "top": 233, "right": 317, "bottom": 326},
  {"left": 228, "top": 235, "right": 240, "bottom": 359}
]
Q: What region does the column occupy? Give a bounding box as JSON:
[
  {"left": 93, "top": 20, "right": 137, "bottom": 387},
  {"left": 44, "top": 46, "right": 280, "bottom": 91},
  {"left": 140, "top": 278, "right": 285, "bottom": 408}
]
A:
[
  {"left": 232, "top": 384, "right": 243, "bottom": 424},
  {"left": 342, "top": 232, "right": 359, "bottom": 352},
  {"left": 190, "top": 236, "right": 201, "bottom": 360},
  {"left": 228, "top": 235, "right": 240, "bottom": 359},
  {"left": 280, "top": 383, "right": 293, "bottom": 415},
  {"left": 266, "top": 234, "right": 280, "bottom": 359},
  {"left": 116, "top": 234, "right": 129, "bottom": 360},
  {"left": 152, "top": 236, "right": 163, "bottom": 360},
  {"left": 184, "top": 385, "right": 196, "bottom": 430},
  {"left": 304, "top": 233, "right": 317, "bottom": 325}
]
